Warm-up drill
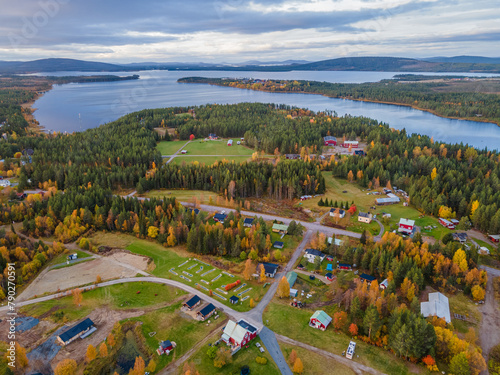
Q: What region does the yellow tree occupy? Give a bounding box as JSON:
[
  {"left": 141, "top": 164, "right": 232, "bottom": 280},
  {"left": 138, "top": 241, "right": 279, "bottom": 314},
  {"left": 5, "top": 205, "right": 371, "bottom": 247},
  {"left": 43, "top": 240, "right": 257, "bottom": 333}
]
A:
[
  {"left": 259, "top": 264, "right": 266, "bottom": 283},
  {"left": 129, "top": 356, "right": 145, "bottom": 375},
  {"left": 470, "top": 200, "right": 480, "bottom": 220},
  {"left": 15, "top": 343, "right": 29, "bottom": 371},
  {"left": 86, "top": 344, "right": 97, "bottom": 362},
  {"left": 243, "top": 259, "right": 255, "bottom": 280},
  {"left": 148, "top": 225, "right": 159, "bottom": 239},
  {"left": 72, "top": 288, "right": 82, "bottom": 306},
  {"left": 289, "top": 349, "right": 298, "bottom": 366},
  {"left": 99, "top": 342, "right": 108, "bottom": 357},
  {"left": 107, "top": 333, "right": 116, "bottom": 348},
  {"left": 356, "top": 170, "right": 363, "bottom": 180},
  {"left": 347, "top": 170, "right": 354, "bottom": 183},
  {"left": 54, "top": 359, "right": 77, "bottom": 375},
  {"left": 430, "top": 167, "right": 437, "bottom": 181},
  {"left": 166, "top": 227, "right": 176, "bottom": 247},
  {"left": 453, "top": 249, "right": 468, "bottom": 273},
  {"left": 471, "top": 285, "right": 485, "bottom": 301},
  {"left": 276, "top": 276, "right": 290, "bottom": 298},
  {"left": 146, "top": 359, "right": 157, "bottom": 373},
  {"left": 293, "top": 357, "right": 304, "bottom": 374}
]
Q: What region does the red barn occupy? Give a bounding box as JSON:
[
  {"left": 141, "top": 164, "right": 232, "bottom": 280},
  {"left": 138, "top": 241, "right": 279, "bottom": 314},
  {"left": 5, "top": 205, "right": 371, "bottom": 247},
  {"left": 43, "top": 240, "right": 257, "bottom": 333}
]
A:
[
  {"left": 398, "top": 218, "right": 415, "bottom": 235},
  {"left": 323, "top": 136, "right": 337, "bottom": 146},
  {"left": 157, "top": 340, "right": 176, "bottom": 355},
  {"left": 309, "top": 310, "right": 332, "bottom": 331},
  {"left": 221, "top": 319, "right": 258, "bottom": 353},
  {"left": 439, "top": 218, "right": 455, "bottom": 229}
]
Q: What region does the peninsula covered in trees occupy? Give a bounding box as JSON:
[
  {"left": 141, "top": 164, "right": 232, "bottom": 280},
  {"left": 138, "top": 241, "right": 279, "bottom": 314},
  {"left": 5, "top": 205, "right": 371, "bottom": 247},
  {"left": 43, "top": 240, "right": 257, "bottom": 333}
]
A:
[{"left": 178, "top": 76, "right": 500, "bottom": 126}]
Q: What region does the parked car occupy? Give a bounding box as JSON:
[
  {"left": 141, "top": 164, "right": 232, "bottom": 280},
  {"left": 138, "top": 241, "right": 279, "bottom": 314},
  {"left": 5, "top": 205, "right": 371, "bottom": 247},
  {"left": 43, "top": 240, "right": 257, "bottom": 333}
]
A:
[
  {"left": 259, "top": 346, "right": 265, "bottom": 353},
  {"left": 255, "top": 342, "right": 261, "bottom": 348}
]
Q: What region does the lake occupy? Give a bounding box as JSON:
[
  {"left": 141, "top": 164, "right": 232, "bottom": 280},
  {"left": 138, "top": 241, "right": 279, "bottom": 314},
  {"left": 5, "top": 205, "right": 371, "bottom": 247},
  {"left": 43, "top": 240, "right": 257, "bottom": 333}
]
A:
[{"left": 32, "top": 70, "right": 500, "bottom": 150}]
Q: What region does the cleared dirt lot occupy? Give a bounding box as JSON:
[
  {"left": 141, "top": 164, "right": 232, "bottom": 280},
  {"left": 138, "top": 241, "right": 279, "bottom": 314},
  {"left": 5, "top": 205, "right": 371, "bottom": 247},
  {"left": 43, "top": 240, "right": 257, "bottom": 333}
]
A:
[{"left": 19, "top": 253, "right": 149, "bottom": 301}]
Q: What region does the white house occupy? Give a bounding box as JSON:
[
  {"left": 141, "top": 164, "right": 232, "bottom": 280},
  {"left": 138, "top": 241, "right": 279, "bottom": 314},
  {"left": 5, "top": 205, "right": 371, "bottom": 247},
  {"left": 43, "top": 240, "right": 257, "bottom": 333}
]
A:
[
  {"left": 0, "top": 179, "right": 11, "bottom": 187},
  {"left": 329, "top": 208, "right": 345, "bottom": 218},
  {"left": 420, "top": 292, "right": 451, "bottom": 323},
  {"left": 304, "top": 249, "right": 326, "bottom": 264},
  {"left": 358, "top": 212, "right": 372, "bottom": 223}
]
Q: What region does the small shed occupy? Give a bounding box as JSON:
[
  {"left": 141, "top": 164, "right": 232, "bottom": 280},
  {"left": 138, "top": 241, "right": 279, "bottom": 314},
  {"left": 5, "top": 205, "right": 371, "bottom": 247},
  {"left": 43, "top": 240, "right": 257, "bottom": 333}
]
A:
[
  {"left": 326, "top": 264, "right": 333, "bottom": 271},
  {"left": 273, "top": 241, "right": 284, "bottom": 249},
  {"left": 289, "top": 288, "right": 298, "bottom": 297},
  {"left": 183, "top": 295, "right": 201, "bottom": 310},
  {"left": 309, "top": 310, "right": 332, "bottom": 331},
  {"left": 229, "top": 296, "right": 239, "bottom": 304},
  {"left": 197, "top": 303, "right": 216, "bottom": 321}
]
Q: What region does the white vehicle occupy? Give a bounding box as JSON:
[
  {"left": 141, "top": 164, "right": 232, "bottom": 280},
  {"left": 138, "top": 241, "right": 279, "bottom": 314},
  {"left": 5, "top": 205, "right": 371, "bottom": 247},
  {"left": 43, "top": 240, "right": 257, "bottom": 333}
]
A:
[
  {"left": 346, "top": 341, "right": 356, "bottom": 359},
  {"left": 255, "top": 342, "right": 261, "bottom": 348},
  {"left": 259, "top": 346, "right": 265, "bottom": 353}
]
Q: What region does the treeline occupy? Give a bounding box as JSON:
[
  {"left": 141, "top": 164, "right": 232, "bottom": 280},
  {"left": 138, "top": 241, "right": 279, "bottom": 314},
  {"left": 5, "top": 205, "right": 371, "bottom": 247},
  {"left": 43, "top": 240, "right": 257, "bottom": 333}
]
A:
[
  {"left": 139, "top": 159, "right": 326, "bottom": 199},
  {"left": 3, "top": 186, "right": 302, "bottom": 262},
  {"left": 179, "top": 77, "right": 500, "bottom": 126}
]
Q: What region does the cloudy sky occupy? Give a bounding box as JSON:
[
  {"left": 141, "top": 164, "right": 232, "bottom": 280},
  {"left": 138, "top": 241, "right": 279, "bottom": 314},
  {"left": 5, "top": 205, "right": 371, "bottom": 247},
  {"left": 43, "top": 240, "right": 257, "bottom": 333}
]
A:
[{"left": 0, "top": 0, "right": 498, "bottom": 63}]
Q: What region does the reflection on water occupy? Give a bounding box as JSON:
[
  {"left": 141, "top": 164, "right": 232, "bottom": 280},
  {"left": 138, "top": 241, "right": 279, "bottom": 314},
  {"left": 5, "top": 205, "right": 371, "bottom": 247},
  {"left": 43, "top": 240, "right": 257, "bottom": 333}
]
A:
[{"left": 33, "top": 70, "right": 500, "bottom": 150}]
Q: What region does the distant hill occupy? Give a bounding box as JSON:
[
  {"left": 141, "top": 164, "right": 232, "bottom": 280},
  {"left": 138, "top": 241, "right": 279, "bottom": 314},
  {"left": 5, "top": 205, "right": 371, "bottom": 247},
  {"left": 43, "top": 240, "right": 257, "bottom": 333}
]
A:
[
  {"left": 1, "top": 56, "right": 500, "bottom": 74},
  {"left": 423, "top": 56, "right": 500, "bottom": 64},
  {"left": 0, "top": 58, "right": 130, "bottom": 74}
]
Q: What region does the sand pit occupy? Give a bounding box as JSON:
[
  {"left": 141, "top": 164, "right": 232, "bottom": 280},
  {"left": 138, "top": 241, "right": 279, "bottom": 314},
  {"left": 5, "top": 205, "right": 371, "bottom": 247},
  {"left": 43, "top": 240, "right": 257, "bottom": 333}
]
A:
[{"left": 19, "top": 254, "right": 148, "bottom": 302}]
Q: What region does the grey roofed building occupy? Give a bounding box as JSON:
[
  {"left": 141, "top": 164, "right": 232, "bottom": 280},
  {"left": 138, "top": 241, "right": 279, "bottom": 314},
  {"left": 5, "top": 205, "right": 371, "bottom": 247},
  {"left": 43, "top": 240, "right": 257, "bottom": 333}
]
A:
[{"left": 420, "top": 292, "right": 451, "bottom": 323}]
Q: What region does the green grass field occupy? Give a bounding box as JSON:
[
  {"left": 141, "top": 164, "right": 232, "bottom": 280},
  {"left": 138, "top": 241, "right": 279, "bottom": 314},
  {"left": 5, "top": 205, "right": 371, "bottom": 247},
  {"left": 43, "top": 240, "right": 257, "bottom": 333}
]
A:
[
  {"left": 170, "top": 155, "right": 252, "bottom": 165},
  {"left": 51, "top": 250, "right": 92, "bottom": 265},
  {"left": 179, "top": 332, "right": 279, "bottom": 375},
  {"left": 270, "top": 232, "right": 302, "bottom": 259},
  {"left": 182, "top": 139, "right": 255, "bottom": 156},
  {"left": 130, "top": 302, "right": 227, "bottom": 372},
  {"left": 263, "top": 301, "right": 422, "bottom": 375},
  {"left": 157, "top": 140, "right": 189, "bottom": 155},
  {"left": 280, "top": 342, "right": 357, "bottom": 375},
  {"left": 143, "top": 189, "right": 220, "bottom": 202},
  {"left": 20, "top": 282, "right": 184, "bottom": 322},
  {"left": 124, "top": 239, "right": 267, "bottom": 311}
]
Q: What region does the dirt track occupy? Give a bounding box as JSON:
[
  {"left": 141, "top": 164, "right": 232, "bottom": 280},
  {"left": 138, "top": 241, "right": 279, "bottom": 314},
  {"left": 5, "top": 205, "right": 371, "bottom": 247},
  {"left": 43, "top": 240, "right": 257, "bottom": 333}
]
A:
[
  {"left": 479, "top": 266, "right": 500, "bottom": 367},
  {"left": 19, "top": 253, "right": 149, "bottom": 301}
]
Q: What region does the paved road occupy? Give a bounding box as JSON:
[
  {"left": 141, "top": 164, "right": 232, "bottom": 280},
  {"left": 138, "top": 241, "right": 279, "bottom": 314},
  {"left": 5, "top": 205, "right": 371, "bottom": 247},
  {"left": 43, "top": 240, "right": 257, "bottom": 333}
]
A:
[
  {"left": 373, "top": 218, "right": 385, "bottom": 241},
  {"left": 260, "top": 328, "right": 293, "bottom": 375},
  {"left": 479, "top": 265, "right": 500, "bottom": 368},
  {"left": 276, "top": 334, "right": 386, "bottom": 375}
]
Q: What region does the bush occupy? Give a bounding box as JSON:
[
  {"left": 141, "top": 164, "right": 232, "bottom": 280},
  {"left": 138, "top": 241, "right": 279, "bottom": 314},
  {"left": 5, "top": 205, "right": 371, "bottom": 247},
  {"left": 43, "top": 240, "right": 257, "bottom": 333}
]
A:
[
  {"left": 79, "top": 237, "right": 90, "bottom": 250},
  {"left": 207, "top": 345, "right": 218, "bottom": 359},
  {"left": 256, "top": 356, "right": 268, "bottom": 365}
]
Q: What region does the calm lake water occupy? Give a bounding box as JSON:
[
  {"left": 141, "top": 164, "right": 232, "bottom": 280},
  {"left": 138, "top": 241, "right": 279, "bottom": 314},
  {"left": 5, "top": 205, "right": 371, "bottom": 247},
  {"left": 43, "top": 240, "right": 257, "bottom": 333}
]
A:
[{"left": 32, "top": 70, "right": 500, "bottom": 150}]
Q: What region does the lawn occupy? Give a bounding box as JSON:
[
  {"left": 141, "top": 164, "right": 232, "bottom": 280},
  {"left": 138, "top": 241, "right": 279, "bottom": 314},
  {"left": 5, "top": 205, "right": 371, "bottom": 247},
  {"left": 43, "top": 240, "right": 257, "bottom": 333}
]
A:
[
  {"left": 448, "top": 292, "right": 481, "bottom": 333},
  {"left": 263, "top": 301, "right": 422, "bottom": 375},
  {"left": 280, "top": 342, "right": 357, "bottom": 375},
  {"left": 51, "top": 250, "right": 92, "bottom": 265},
  {"left": 157, "top": 140, "right": 189, "bottom": 155},
  {"left": 142, "top": 189, "right": 219, "bottom": 203},
  {"left": 124, "top": 239, "right": 268, "bottom": 312},
  {"left": 20, "top": 282, "right": 184, "bottom": 322},
  {"left": 346, "top": 215, "right": 381, "bottom": 235},
  {"left": 178, "top": 331, "right": 280, "bottom": 375},
  {"left": 170, "top": 155, "right": 252, "bottom": 165},
  {"left": 270, "top": 232, "right": 302, "bottom": 260},
  {"left": 182, "top": 139, "right": 255, "bottom": 156},
  {"left": 130, "top": 302, "right": 228, "bottom": 372}
]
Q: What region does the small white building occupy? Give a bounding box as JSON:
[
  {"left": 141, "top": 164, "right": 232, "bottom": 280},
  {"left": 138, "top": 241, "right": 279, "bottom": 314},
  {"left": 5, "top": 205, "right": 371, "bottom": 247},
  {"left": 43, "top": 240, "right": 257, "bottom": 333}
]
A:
[
  {"left": 0, "top": 179, "right": 11, "bottom": 187},
  {"left": 420, "top": 292, "right": 451, "bottom": 323}
]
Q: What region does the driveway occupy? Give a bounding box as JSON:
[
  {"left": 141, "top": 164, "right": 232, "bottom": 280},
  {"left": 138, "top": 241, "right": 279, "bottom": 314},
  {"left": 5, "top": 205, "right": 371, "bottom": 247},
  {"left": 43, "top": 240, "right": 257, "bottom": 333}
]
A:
[
  {"left": 260, "top": 327, "right": 293, "bottom": 375},
  {"left": 479, "top": 266, "right": 500, "bottom": 365}
]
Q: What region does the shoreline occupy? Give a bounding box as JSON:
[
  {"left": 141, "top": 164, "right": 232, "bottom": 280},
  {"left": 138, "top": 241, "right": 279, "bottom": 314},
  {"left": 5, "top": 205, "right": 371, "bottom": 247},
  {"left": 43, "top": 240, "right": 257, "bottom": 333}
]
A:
[
  {"left": 22, "top": 90, "right": 49, "bottom": 134},
  {"left": 184, "top": 81, "right": 500, "bottom": 127}
]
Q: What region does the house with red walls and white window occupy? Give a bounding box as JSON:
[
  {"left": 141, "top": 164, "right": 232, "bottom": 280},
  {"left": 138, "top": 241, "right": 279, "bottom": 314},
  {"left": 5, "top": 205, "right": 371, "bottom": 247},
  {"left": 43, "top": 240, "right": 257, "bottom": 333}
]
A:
[{"left": 221, "top": 319, "right": 258, "bottom": 353}]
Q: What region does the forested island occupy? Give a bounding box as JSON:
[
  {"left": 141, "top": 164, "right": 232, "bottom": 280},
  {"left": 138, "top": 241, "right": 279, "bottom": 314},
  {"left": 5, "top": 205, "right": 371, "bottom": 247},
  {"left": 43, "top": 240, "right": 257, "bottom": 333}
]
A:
[{"left": 178, "top": 76, "right": 500, "bottom": 126}]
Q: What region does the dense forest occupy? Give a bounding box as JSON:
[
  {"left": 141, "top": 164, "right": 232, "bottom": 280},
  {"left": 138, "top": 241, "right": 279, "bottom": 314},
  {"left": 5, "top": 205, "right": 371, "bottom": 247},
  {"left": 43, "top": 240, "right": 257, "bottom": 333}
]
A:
[{"left": 179, "top": 77, "right": 500, "bottom": 126}]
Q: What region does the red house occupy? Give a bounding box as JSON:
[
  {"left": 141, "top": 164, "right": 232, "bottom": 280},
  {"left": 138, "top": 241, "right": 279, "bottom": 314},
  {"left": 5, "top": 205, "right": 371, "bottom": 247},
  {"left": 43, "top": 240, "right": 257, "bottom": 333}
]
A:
[
  {"left": 309, "top": 310, "right": 332, "bottom": 331},
  {"left": 323, "top": 136, "right": 337, "bottom": 146},
  {"left": 398, "top": 218, "right": 415, "bottom": 235},
  {"left": 221, "top": 319, "right": 258, "bottom": 353},
  {"left": 337, "top": 263, "right": 352, "bottom": 271},
  {"left": 157, "top": 340, "right": 176, "bottom": 355},
  {"left": 342, "top": 140, "right": 359, "bottom": 148},
  {"left": 489, "top": 234, "right": 500, "bottom": 243},
  {"left": 439, "top": 218, "right": 455, "bottom": 229}
]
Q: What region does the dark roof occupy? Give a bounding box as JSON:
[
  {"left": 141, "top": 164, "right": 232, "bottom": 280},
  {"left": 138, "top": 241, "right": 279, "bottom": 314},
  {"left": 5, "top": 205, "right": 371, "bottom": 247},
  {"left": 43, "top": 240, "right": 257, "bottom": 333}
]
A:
[
  {"left": 214, "top": 213, "right": 227, "bottom": 221},
  {"left": 188, "top": 208, "right": 200, "bottom": 215},
  {"left": 58, "top": 318, "right": 94, "bottom": 343},
  {"left": 198, "top": 303, "right": 216, "bottom": 316},
  {"left": 330, "top": 208, "right": 345, "bottom": 214},
  {"left": 273, "top": 241, "right": 284, "bottom": 248},
  {"left": 237, "top": 319, "right": 257, "bottom": 333},
  {"left": 325, "top": 272, "right": 333, "bottom": 278},
  {"left": 305, "top": 249, "right": 325, "bottom": 257},
  {"left": 338, "top": 263, "right": 352, "bottom": 268},
  {"left": 453, "top": 233, "right": 468, "bottom": 241},
  {"left": 259, "top": 262, "right": 279, "bottom": 274},
  {"left": 358, "top": 212, "right": 370, "bottom": 218},
  {"left": 184, "top": 295, "right": 201, "bottom": 308},
  {"left": 360, "top": 273, "right": 376, "bottom": 282},
  {"left": 230, "top": 295, "right": 239, "bottom": 302},
  {"left": 161, "top": 340, "right": 172, "bottom": 349},
  {"left": 243, "top": 218, "right": 254, "bottom": 224}
]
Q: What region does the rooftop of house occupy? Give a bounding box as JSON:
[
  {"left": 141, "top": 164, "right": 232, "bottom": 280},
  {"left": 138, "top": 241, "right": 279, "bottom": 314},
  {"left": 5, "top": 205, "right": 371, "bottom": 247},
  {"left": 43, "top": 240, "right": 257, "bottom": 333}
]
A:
[
  {"left": 360, "top": 273, "right": 376, "bottom": 282},
  {"left": 399, "top": 218, "right": 415, "bottom": 226},
  {"left": 243, "top": 218, "right": 254, "bottom": 224},
  {"left": 420, "top": 292, "right": 451, "bottom": 323},
  {"left": 58, "top": 318, "right": 94, "bottom": 343},
  {"left": 198, "top": 303, "right": 215, "bottom": 316},
  {"left": 184, "top": 295, "right": 201, "bottom": 308},
  {"left": 305, "top": 248, "right": 325, "bottom": 257},
  {"left": 358, "top": 212, "right": 371, "bottom": 218},
  {"left": 310, "top": 310, "right": 332, "bottom": 325}
]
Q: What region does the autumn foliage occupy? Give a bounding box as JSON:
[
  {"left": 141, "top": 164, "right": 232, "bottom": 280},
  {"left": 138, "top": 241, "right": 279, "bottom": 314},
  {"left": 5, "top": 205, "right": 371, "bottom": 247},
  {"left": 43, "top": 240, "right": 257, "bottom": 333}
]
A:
[{"left": 225, "top": 279, "right": 241, "bottom": 291}]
